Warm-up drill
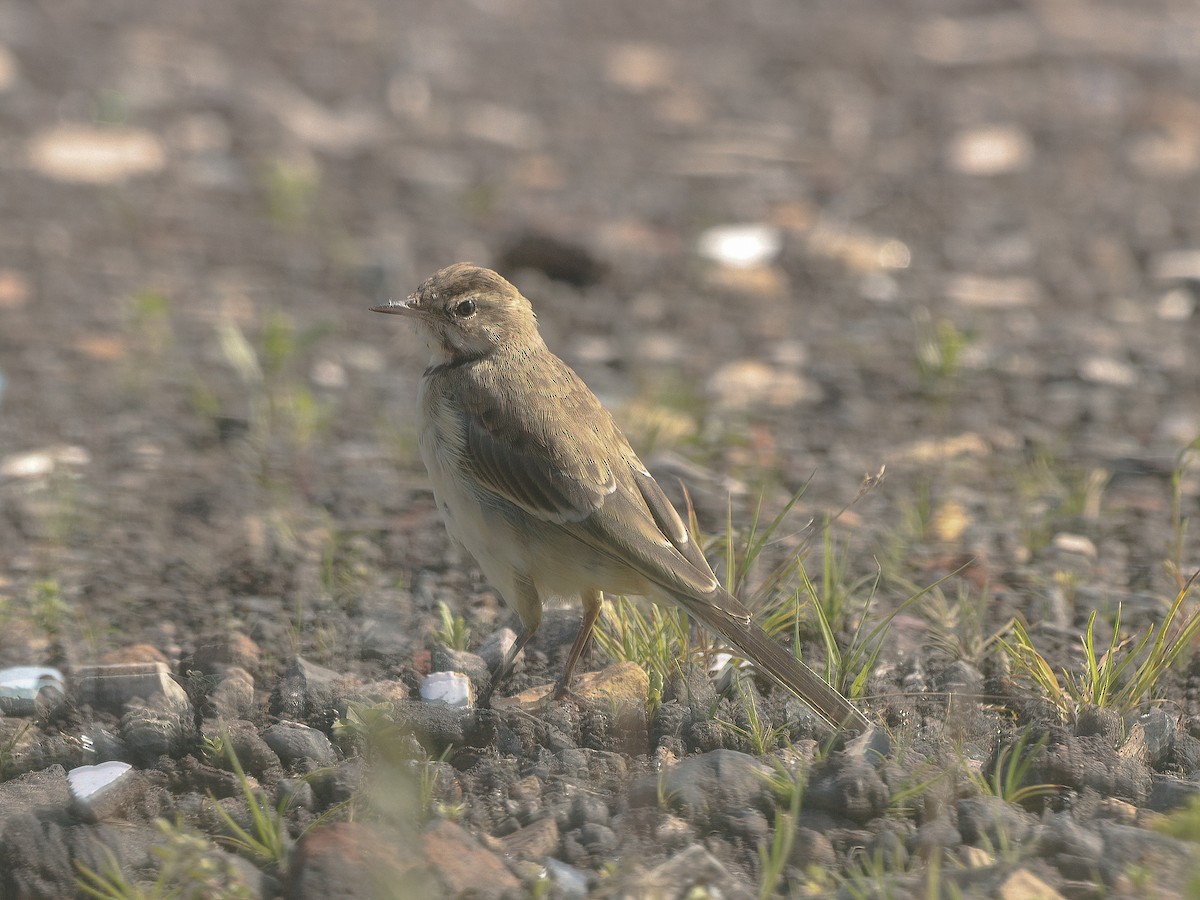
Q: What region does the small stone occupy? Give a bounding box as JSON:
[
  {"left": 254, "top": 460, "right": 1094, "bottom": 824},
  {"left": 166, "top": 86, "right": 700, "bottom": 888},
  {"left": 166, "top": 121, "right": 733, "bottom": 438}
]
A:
[
  {"left": 99, "top": 644, "right": 169, "bottom": 665},
  {"left": 955, "top": 801, "right": 1032, "bottom": 849},
  {"left": 28, "top": 124, "right": 166, "bottom": 184},
  {"left": 0, "top": 445, "right": 90, "bottom": 479},
  {"left": 843, "top": 725, "right": 893, "bottom": 766},
  {"left": 309, "top": 358, "right": 346, "bottom": 390},
  {"left": 807, "top": 755, "right": 890, "bottom": 823},
  {"left": 997, "top": 868, "right": 1065, "bottom": 900},
  {"left": 67, "top": 761, "right": 146, "bottom": 823},
  {"left": 287, "top": 821, "right": 431, "bottom": 898},
  {"left": 1150, "top": 249, "right": 1200, "bottom": 282},
  {"left": 0, "top": 666, "right": 66, "bottom": 716},
  {"left": 1050, "top": 533, "right": 1099, "bottom": 558},
  {"left": 696, "top": 224, "right": 782, "bottom": 269},
  {"left": 0, "top": 765, "right": 70, "bottom": 821},
  {"left": 76, "top": 662, "right": 190, "bottom": 715},
  {"left": 574, "top": 661, "right": 649, "bottom": 707},
  {"left": 653, "top": 814, "right": 693, "bottom": 850},
  {"left": 1079, "top": 356, "right": 1138, "bottom": 387},
  {"left": 707, "top": 359, "right": 821, "bottom": 410},
  {"left": 1119, "top": 710, "right": 1176, "bottom": 768},
  {"left": 120, "top": 706, "right": 190, "bottom": 760},
  {"left": 1128, "top": 131, "right": 1200, "bottom": 177},
  {"left": 544, "top": 858, "right": 589, "bottom": 900},
  {"left": 189, "top": 633, "right": 260, "bottom": 675},
  {"left": 420, "top": 819, "right": 522, "bottom": 898},
  {"left": 460, "top": 102, "right": 543, "bottom": 150},
  {"left": 263, "top": 722, "right": 336, "bottom": 767},
  {"left": 805, "top": 222, "right": 911, "bottom": 271},
  {"left": 0, "top": 268, "right": 30, "bottom": 309},
  {"left": 631, "top": 749, "right": 774, "bottom": 832},
  {"left": 497, "top": 816, "right": 559, "bottom": 861},
  {"left": 270, "top": 657, "right": 344, "bottom": 720},
  {"left": 430, "top": 647, "right": 489, "bottom": 688},
  {"left": 935, "top": 660, "right": 985, "bottom": 696},
  {"left": 420, "top": 671, "right": 474, "bottom": 708},
  {"left": 1157, "top": 289, "right": 1195, "bottom": 322},
  {"left": 633, "top": 845, "right": 752, "bottom": 900},
  {"left": 0, "top": 44, "right": 16, "bottom": 92},
  {"left": 946, "top": 274, "right": 1040, "bottom": 308},
  {"left": 341, "top": 696, "right": 476, "bottom": 755},
  {"left": 604, "top": 42, "right": 676, "bottom": 92},
  {"left": 205, "top": 667, "right": 256, "bottom": 721},
  {"left": 947, "top": 124, "right": 1034, "bottom": 175},
  {"left": 914, "top": 14, "right": 1039, "bottom": 66}
]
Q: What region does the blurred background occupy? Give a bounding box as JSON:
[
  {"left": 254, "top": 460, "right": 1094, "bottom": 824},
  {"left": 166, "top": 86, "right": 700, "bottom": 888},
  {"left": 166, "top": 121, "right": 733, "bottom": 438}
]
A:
[{"left": 0, "top": 0, "right": 1197, "bottom": 668}]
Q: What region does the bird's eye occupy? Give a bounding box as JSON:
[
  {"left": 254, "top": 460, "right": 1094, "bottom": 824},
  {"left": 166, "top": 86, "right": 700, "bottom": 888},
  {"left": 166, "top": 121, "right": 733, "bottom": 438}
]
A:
[{"left": 453, "top": 299, "right": 476, "bottom": 318}]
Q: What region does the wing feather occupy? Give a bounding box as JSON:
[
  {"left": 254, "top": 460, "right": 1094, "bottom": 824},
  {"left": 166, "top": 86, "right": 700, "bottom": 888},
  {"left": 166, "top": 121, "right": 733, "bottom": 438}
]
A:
[{"left": 452, "top": 355, "right": 732, "bottom": 602}]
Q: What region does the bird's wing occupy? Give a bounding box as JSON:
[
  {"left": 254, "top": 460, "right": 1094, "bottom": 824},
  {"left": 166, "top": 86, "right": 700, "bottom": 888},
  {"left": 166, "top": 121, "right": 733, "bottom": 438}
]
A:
[
  {"left": 457, "top": 362, "right": 617, "bottom": 525},
  {"left": 457, "top": 358, "right": 737, "bottom": 603}
]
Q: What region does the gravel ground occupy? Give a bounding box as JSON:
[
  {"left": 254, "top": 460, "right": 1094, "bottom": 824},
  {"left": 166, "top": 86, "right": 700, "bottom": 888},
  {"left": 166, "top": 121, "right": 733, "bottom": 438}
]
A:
[{"left": 2, "top": 1, "right": 1200, "bottom": 897}]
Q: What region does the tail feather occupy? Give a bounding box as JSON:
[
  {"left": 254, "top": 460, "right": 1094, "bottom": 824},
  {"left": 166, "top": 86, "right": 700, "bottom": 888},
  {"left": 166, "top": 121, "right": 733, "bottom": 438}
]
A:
[{"left": 682, "top": 594, "right": 870, "bottom": 735}]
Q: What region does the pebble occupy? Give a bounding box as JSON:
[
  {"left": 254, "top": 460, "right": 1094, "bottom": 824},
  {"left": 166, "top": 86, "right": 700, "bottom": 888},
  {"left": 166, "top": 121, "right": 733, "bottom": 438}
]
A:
[
  {"left": 631, "top": 749, "right": 774, "bottom": 831},
  {"left": 498, "top": 815, "right": 560, "bottom": 860},
  {"left": 913, "top": 13, "right": 1039, "bottom": 66},
  {"left": 67, "top": 761, "right": 146, "bottom": 823},
  {"left": 1149, "top": 248, "right": 1200, "bottom": 282},
  {"left": 76, "top": 662, "right": 191, "bottom": 715},
  {"left": 419, "top": 819, "right": 523, "bottom": 899},
  {"left": 120, "top": 706, "right": 191, "bottom": 761},
  {"left": 420, "top": 670, "right": 475, "bottom": 707},
  {"left": 188, "top": 632, "right": 261, "bottom": 675},
  {"left": 957, "top": 795, "right": 1035, "bottom": 846},
  {"left": 946, "top": 274, "right": 1041, "bottom": 309},
  {"left": 204, "top": 666, "right": 256, "bottom": 721},
  {"left": 27, "top": 124, "right": 166, "bottom": 183},
  {"left": 696, "top": 224, "right": 782, "bottom": 268},
  {"left": 431, "top": 644, "right": 489, "bottom": 684},
  {"left": 629, "top": 845, "right": 753, "bottom": 900},
  {"left": 287, "top": 821, "right": 426, "bottom": 899},
  {"left": 0, "top": 445, "right": 90, "bottom": 479},
  {"left": 269, "top": 657, "right": 344, "bottom": 720},
  {"left": 807, "top": 755, "right": 890, "bottom": 823},
  {"left": 544, "top": 857, "right": 589, "bottom": 900},
  {"left": 263, "top": 722, "right": 336, "bottom": 767},
  {"left": 947, "top": 124, "right": 1034, "bottom": 175},
  {"left": 0, "top": 666, "right": 65, "bottom": 716},
  {"left": 707, "top": 359, "right": 821, "bottom": 410},
  {"left": 806, "top": 221, "right": 911, "bottom": 271}
]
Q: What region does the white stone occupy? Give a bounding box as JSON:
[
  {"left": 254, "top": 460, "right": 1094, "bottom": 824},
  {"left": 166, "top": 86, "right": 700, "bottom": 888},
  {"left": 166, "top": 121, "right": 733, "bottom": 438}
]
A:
[
  {"left": 68, "top": 761, "right": 133, "bottom": 802},
  {"left": 0, "top": 445, "right": 91, "bottom": 479},
  {"left": 421, "top": 671, "right": 474, "bottom": 708},
  {"left": 28, "top": 125, "right": 165, "bottom": 184},
  {"left": 948, "top": 125, "right": 1033, "bottom": 175},
  {"left": 697, "top": 224, "right": 782, "bottom": 269}
]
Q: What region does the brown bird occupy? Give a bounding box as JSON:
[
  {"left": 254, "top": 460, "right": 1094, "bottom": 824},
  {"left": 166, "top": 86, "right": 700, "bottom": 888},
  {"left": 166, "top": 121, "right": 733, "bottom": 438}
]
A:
[{"left": 372, "top": 264, "right": 869, "bottom": 734}]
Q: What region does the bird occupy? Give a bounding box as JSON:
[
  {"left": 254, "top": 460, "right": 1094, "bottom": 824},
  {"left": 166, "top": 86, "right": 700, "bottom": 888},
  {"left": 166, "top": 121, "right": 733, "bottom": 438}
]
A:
[{"left": 372, "top": 263, "right": 869, "bottom": 734}]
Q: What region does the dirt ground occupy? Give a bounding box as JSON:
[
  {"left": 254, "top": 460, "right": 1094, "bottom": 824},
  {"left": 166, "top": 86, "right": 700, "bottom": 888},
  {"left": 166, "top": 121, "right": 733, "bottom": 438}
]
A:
[{"left": 2, "top": 0, "right": 1200, "bottom": 896}]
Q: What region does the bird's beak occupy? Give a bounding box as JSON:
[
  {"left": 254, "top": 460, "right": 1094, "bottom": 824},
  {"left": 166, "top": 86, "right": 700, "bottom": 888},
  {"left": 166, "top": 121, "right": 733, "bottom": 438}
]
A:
[{"left": 369, "top": 294, "right": 420, "bottom": 316}]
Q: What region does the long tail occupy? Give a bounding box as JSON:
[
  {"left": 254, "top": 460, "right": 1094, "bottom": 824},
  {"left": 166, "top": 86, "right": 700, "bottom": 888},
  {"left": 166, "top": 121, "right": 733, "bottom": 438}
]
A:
[{"left": 681, "top": 593, "right": 871, "bottom": 735}]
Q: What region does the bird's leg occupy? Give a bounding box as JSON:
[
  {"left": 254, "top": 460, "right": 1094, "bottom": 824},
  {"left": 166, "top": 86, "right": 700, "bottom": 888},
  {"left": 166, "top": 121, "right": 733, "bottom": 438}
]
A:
[
  {"left": 553, "top": 589, "right": 603, "bottom": 700},
  {"left": 478, "top": 626, "right": 535, "bottom": 708}
]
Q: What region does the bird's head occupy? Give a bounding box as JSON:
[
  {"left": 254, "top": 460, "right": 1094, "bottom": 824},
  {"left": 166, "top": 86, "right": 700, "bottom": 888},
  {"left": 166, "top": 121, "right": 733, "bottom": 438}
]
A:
[{"left": 371, "top": 263, "right": 540, "bottom": 364}]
